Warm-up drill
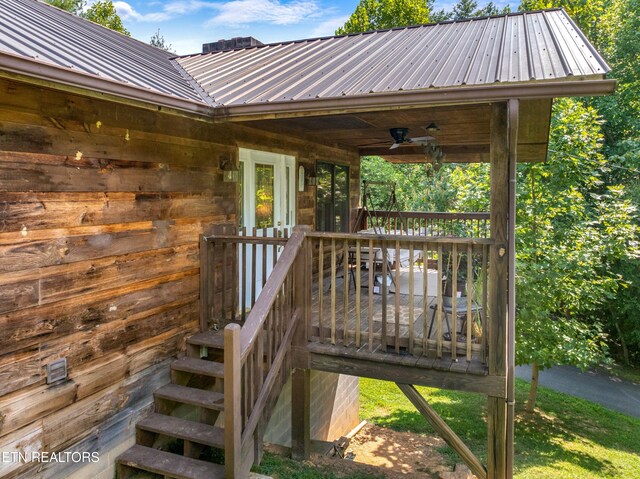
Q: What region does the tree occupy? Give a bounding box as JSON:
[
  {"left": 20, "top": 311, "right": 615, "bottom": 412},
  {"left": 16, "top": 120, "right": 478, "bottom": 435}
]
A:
[
  {"left": 46, "top": 0, "right": 84, "bottom": 13},
  {"left": 150, "top": 29, "right": 174, "bottom": 52},
  {"left": 84, "top": 0, "right": 130, "bottom": 35},
  {"left": 336, "top": 0, "right": 433, "bottom": 35}
]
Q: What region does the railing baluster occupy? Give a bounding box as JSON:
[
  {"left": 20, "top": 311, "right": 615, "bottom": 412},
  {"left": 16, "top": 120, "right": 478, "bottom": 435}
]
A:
[
  {"left": 394, "top": 240, "right": 400, "bottom": 354},
  {"left": 251, "top": 227, "right": 257, "bottom": 307},
  {"left": 355, "top": 239, "right": 362, "bottom": 348},
  {"left": 241, "top": 228, "right": 247, "bottom": 322},
  {"left": 437, "top": 244, "right": 443, "bottom": 358},
  {"left": 467, "top": 244, "right": 473, "bottom": 362},
  {"left": 381, "top": 241, "right": 388, "bottom": 351},
  {"left": 451, "top": 244, "right": 458, "bottom": 361},
  {"left": 222, "top": 240, "right": 227, "bottom": 322},
  {"left": 482, "top": 244, "right": 488, "bottom": 363},
  {"left": 368, "top": 239, "right": 374, "bottom": 352},
  {"left": 331, "top": 238, "right": 336, "bottom": 345},
  {"left": 261, "top": 228, "right": 268, "bottom": 292},
  {"left": 343, "top": 239, "right": 349, "bottom": 347},
  {"left": 318, "top": 239, "right": 324, "bottom": 342},
  {"left": 409, "top": 243, "right": 414, "bottom": 354},
  {"left": 423, "top": 242, "right": 428, "bottom": 354}
]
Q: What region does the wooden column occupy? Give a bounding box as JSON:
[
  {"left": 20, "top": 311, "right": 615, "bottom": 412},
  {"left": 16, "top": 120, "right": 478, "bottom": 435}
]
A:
[
  {"left": 506, "top": 99, "right": 519, "bottom": 479},
  {"left": 487, "top": 100, "right": 514, "bottom": 479},
  {"left": 292, "top": 226, "right": 311, "bottom": 460},
  {"left": 224, "top": 323, "right": 242, "bottom": 479}
]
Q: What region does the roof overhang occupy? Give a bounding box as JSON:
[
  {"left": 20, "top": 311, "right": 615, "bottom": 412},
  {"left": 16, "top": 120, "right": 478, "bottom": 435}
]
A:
[{"left": 214, "top": 78, "right": 615, "bottom": 122}]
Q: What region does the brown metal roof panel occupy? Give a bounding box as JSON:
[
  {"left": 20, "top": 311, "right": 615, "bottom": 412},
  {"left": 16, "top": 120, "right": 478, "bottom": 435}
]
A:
[
  {"left": 546, "top": 10, "right": 607, "bottom": 76},
  {"left": 289, "top": 31, "right": 400, "bottom": 100},
  {"left": 0, "top": 0, "right": 205, "bottom": 102},
  {"left": 462, "top": 16, "right": 504, "bottom": 84},
  {"left": 434, "top": 20, "right": 488, "bottom": 87}
]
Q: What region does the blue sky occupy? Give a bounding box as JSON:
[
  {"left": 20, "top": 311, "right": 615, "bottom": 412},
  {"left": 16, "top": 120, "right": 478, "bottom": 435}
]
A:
[{"left": 110, "top": 0, "right": 515, "bottom": 56}]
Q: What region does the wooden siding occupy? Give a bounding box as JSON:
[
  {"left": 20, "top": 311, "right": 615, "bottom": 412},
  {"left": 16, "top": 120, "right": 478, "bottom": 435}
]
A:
[{"left": 0, "top": 77, "right": 359, "bottom": 478}]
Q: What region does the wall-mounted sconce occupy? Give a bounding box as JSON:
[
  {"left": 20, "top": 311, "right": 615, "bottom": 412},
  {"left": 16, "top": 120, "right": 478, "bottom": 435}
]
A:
[
  {"left": 220, "top": 154, "right": 239, "bottom": 183},
  {"left": 306, "top": 169, "right": 318, "bottom": 186}
]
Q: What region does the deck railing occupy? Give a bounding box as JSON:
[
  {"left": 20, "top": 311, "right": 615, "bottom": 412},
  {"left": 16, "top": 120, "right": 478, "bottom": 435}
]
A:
[
  {"left": 200, "top": 225, "right": 289, "bottom": 331},
  {"left": 223, "top": 228, "right": 306, "bottom": 478},
  {"left": 360, "top": 209, "right": 490, "bottom": 238},
  {"left": 306, "top": 231, "right": 492, "bottom": 362}
]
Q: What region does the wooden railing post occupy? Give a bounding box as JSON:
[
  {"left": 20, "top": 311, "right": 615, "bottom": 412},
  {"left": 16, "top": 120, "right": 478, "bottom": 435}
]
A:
[
  {"left": 224, "top": 323, "right": 242, "bottom": 479},
  {"left": 199, "top": 234, "right": 209, "bottom": 332},
  {"left": 292, "top": 225, "right": 311, "bottom": 460}
]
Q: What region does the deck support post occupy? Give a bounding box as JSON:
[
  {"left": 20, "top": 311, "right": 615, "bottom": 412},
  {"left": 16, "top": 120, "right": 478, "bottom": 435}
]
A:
[
  {"left": 488, "top": 100, "right": 517, "bottom": 479},
  {"left": 291, "top": 368, "right": 311, "bottom": 460},
  {"left": 292, "top": 226, "right": 312, "bottom": 461}
]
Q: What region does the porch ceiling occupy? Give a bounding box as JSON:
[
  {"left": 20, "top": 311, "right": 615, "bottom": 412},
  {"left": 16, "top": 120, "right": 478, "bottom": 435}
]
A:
[{"left": 242, "top": 98, "right": 552, "bottom": 163}]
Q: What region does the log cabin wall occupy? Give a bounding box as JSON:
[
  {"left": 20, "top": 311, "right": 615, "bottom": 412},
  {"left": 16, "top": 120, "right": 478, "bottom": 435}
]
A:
[{"left": 0, "top": 78, "right": 359, "bottom": 479}]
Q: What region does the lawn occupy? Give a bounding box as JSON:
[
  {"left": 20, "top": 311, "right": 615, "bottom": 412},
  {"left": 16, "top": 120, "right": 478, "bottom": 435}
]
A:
[
  {"left": 256, "top": 377, "right": 640, "bottom": 479},
  {"left": 359, "top": 378, "right": 640, "bottom": 479}
]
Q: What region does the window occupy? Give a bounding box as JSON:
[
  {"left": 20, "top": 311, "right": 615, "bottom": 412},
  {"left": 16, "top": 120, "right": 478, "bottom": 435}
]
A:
[{"left": 316, "top": 162, "right": 349, "bottom": 232}]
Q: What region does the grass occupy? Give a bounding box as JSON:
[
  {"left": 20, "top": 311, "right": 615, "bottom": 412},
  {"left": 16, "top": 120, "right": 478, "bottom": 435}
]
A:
[
  {"left": 255, "top": 377, "right": 640, "bottom": 479},
  {"left": 360, "top": 378, "right": 640, "bottom": 479}
]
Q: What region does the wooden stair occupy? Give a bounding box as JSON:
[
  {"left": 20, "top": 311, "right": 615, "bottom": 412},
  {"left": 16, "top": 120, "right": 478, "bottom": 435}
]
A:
[{"left": 116, "top": 329, "right": 232, "bottom": 479}]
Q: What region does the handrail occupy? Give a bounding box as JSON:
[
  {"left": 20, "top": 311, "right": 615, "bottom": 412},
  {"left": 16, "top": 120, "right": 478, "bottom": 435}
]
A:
[
  {"left": 238, "top": 228, "right": 306, "bottom": 362},
  {"left": 306, "top": 231, "right": 494, "bottom": 245},
  {"left": 364, "top": 209, "right": 490, "bottom": 220}
]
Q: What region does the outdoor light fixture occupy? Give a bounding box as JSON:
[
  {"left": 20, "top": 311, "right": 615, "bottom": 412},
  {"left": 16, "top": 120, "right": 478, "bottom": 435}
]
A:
[
  {"left": 426, "top": 122, "right": 440, "bottom": 133},
  {"left": 220, "top": 155, "right": 239, "bottom": 182}
]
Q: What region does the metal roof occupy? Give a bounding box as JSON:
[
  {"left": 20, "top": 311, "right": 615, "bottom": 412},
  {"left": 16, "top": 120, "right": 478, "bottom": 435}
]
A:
[
  {"left": 177, "top": 9, "right": 610, "bottom": 107},
  {"left": 0, "top": 0, "right": 205, "bottom": 103}
]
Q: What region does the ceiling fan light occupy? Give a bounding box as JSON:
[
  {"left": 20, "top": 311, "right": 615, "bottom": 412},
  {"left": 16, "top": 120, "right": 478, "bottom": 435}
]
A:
[
  {"left": 389, "top": 127, "right": 409, "bottom": 143},
  {"left": 426, "top": 122, "right": 440, "bottom": 132}
]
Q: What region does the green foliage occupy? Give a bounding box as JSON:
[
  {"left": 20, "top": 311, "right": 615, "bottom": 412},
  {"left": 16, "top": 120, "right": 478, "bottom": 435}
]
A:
[
  {"left": 335, "top": 0, "right": 433, "bottom": 34},
  {"left": 84, "top": 0, "right": 130, "bottom": 35},
  {"left": 360, "top": 378, "right": 640, "bottom": 478},
  {"left": 46, "top": 0, "right": 84, "bottom": 13},
  {"left": 150, "top": 29, "right": 174, "bottom": 52}
]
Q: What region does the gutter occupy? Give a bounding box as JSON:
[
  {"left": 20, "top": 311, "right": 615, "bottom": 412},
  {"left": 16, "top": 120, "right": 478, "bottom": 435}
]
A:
[
  {"left": 0, "top": 51, "right": 212, "bottom": 117},
  {"left": 217, "top": 79, "right": 617, "bottom": 121}
]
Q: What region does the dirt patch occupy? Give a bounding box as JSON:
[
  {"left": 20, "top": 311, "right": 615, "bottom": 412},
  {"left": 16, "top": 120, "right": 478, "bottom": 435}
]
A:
[{"left": 308, "top": 423, "right": 453, "bottom": 478}]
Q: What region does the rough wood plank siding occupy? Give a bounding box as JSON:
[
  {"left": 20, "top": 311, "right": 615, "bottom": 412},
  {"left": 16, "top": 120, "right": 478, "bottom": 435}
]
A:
[{"left": 0, "top": 77, "right": 359, "bottom": 478}]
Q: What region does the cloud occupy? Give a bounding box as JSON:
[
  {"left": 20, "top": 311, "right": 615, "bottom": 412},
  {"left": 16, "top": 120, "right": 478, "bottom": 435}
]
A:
[
  {"left": 113, "top": 0, "right": 321, "bottom": 27},
  {"left": 113, "top": 1, "right": 172, "bottom": 21},
  {"left": 208, "top": 0, "right": 321, "bottom": 27},
  {"left": 310, "top": 15, "right": 350, "bottom": 37}
]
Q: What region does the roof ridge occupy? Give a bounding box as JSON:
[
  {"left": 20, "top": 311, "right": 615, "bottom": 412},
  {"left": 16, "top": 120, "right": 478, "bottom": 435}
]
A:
[{"left": 174, "top": 8, "right": 568, "bottom": 59}]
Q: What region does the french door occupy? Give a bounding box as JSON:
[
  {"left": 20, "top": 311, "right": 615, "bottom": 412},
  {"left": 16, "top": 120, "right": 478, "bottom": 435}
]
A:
[{"left": 238, "top": 148, "right": 295, "bottom": 305}]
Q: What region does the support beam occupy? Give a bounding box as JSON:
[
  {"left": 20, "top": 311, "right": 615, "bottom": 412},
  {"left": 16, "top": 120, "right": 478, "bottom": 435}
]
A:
[
  {"left": 506, "top": 99, "right": 519, "bottom": 479},
  {"left": 291, "top": 368, "right": 311, "bottom": 460},
  {"left": 488, "top": 101, "right": 510, "bottom": 479},
  {"left": 397, "top": 383, "right": 486, "bottom": 479}
]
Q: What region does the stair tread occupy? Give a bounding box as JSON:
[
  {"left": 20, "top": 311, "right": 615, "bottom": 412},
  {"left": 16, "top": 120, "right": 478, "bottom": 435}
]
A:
[
  {"left": 187, "top": 330, "right": 225, "bottom": 349},
  {"left": 171, "top": 357, "right": 224, "bottom": 378},
  {"left": 155, "top": 384, "right": 224, "bottom": 411},
  {"left": 138, "top": 413, "right": 224, "bottom": 448},
  {"left": 116, "top": 444, "right": 224, "bottom": 479}
]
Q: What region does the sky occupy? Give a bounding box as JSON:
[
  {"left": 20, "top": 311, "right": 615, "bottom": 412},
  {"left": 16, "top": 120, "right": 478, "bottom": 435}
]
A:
[{"left": 109, "top": 0, "right": 516, "bottom": 56}]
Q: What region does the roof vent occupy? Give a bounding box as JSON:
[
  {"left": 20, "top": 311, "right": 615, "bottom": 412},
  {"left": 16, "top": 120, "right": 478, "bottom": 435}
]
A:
[{"left": 202, "top": 37, "right": 263, "bottom": 54}]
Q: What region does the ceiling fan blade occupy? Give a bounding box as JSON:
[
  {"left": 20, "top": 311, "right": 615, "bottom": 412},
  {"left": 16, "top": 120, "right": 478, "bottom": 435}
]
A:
[
  {"left": 408, "top": 135, "right": 435, "bottom": 143},
  {"left": 389, "top": 142, "right": 401, "bottom": 150}
]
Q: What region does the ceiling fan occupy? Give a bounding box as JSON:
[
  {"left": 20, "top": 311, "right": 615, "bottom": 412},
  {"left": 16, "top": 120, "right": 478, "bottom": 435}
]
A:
[{"left": 388, "top": 127, "right": 434, "bottom": 149}]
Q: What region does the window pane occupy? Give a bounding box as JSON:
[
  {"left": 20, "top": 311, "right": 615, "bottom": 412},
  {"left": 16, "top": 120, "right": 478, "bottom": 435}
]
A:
[
  {"left": 255, "top": 163, "right": 275, "bottom": 228},
  {"left": 335, "top": 164, "right": 349, "bottom": 232},
  {"left": 316, "top": 163, "right": 333, "bottom": 231},
  {"left": 285, "top": 166, "right": 291, "bottom": 226}
]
